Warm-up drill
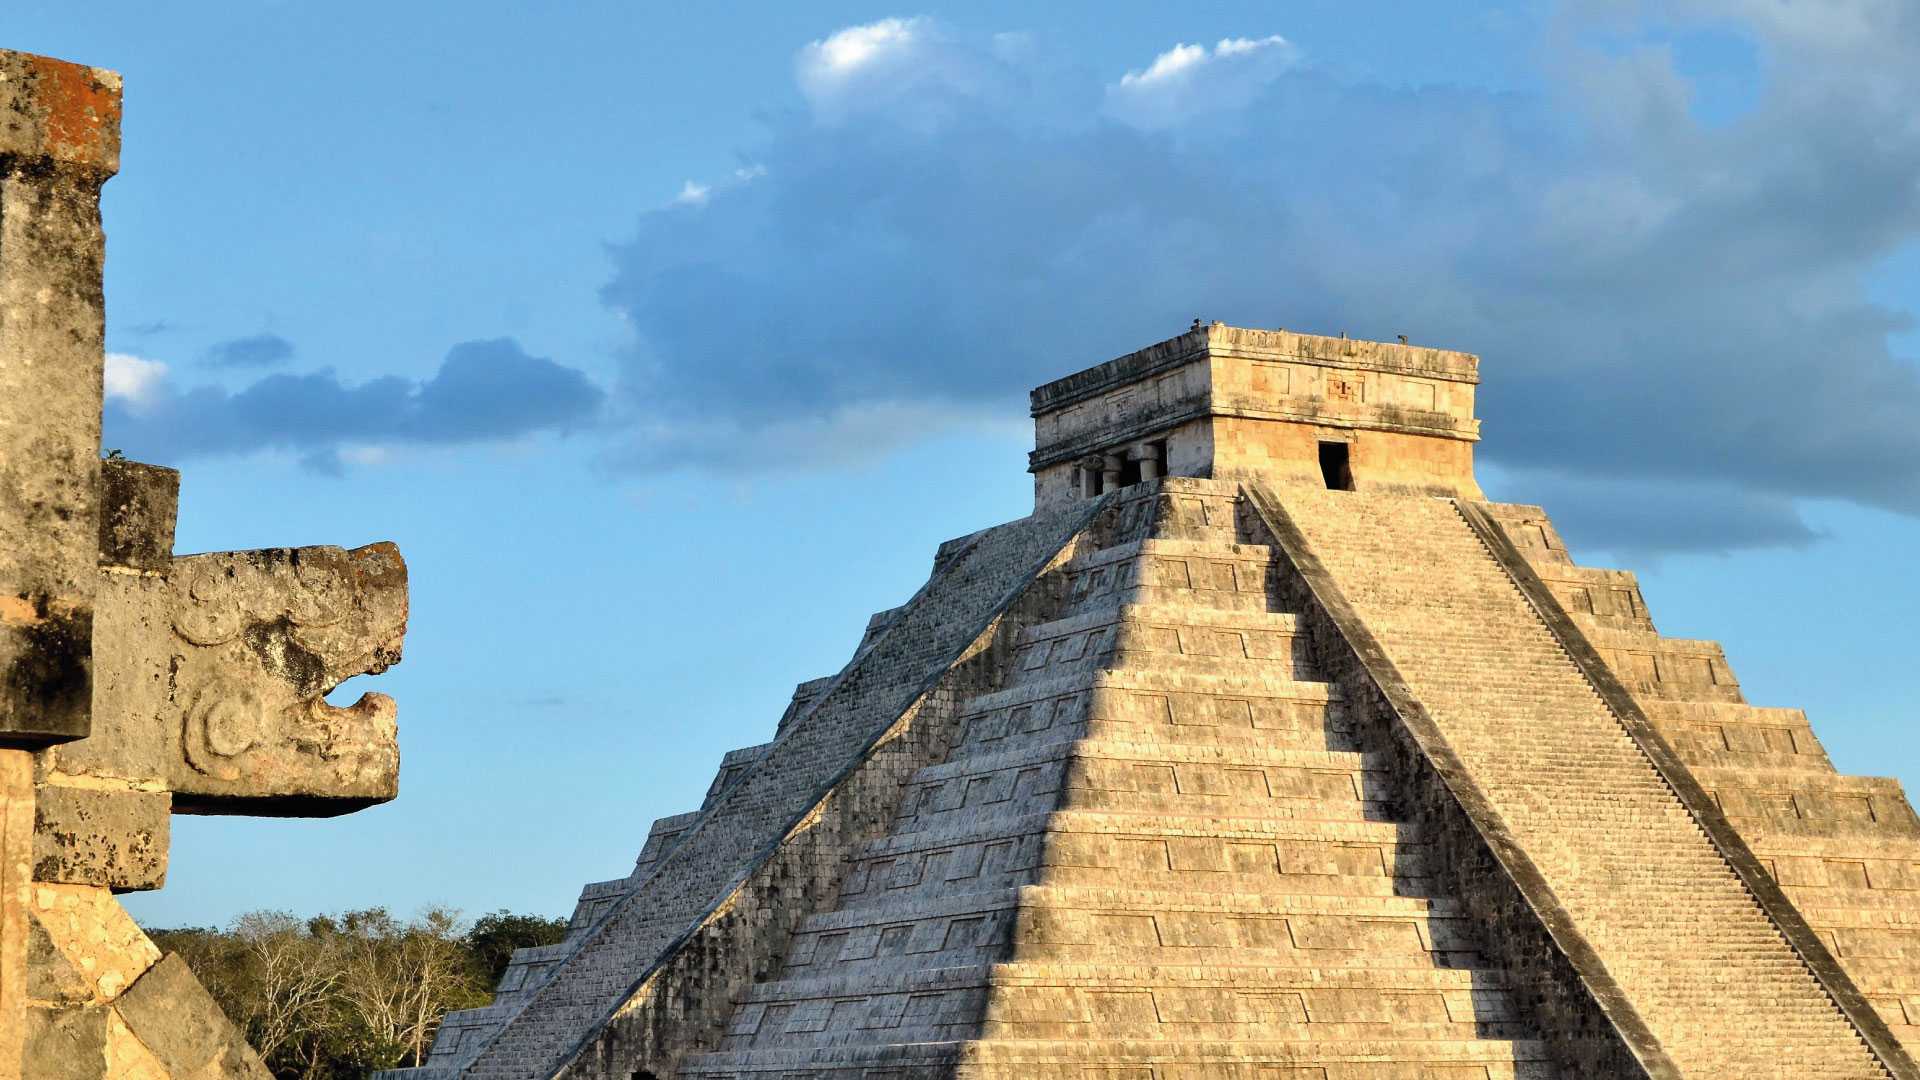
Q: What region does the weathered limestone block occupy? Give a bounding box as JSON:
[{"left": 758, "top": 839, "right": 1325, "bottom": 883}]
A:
[
  {"left": 112, "top": 955, "right": 270, "bottom": 1080},
  {"left": 21, "top": 1005, "right": 107, "bottom": 1080},
  {"left": 166, "top": 543, "right": 405, "bottom": 814},
  {"left": 97, "top": 460, "right": 179, "bottom": 575},
  {"left": 30, "top": 786, "right": 167, "bottom": 890},
  {"left": 57, "top": 570, "right": 170, "bottom": 787},
  {"left": 28, "top": 882, "right": 161, "bottom": 1004}
]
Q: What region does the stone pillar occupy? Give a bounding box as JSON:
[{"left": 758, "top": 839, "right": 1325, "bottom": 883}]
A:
[
  {"left": 0, "top": 50, "right": 121, "bottom": 1080},
  {"left": 0, "top": 50, "right": 120, "bottom": 747},
  {"left": 1101, "top": 453, "right": 1124, "bottom": 493},
  {"left": 1138, "top": 446, "right": 1163, "bottom": 482}
]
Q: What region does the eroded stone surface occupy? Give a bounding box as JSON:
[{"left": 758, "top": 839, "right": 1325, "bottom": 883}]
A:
[
  {"left": 28, "top": 883, "right": 159, "bottom": 1004},
  {"left": 21, "top": 1005, "right": 106, "bottom": 1080},
  {"left": 0, "top": 51, "right": 117, "bottom": 751},
  {"left": 166, "top": 543, "right": 405, "bottom": 814},
  {"left": 30, "top": 786, "right": 167, "bottom": 890},
  {"left": 113, "top": 955, "right": 270, "bottom": 1080},
  {"left": 97, "top": 461, "right": 178, "bottom": 575}
]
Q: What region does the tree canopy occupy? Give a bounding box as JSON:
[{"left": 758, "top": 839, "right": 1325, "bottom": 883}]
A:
[{"left": 150, "top": 906, "right": 569, "bottom": 1080}]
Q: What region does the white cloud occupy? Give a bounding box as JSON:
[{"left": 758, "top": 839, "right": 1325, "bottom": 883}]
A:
[
  {"left": 1117, "top": 42, "right": 1209, "bottom": 89},
  {"left": 1106, "top": 35, "right": 1299, "bottom": 130},
  {"left": 673, "top": 180, "right": 711, "bottom": 206},
  {"left": 791, "top": 16, "right": 1023, "bottom": 128},
  {"left": 596, "top": 12, "right": 1920, "bottom": 553},
  {"left": 795, "top": 17, "right": 928, "bottom": 117},
  {"left": 103, "top": 353, "right": 169, "bottom": 409},
  {"left": 803, "top": 17, "right": 920, "bottom": 76},
  {"left": 1214, "top": 35, "right": 1289, "bottom": 58}
]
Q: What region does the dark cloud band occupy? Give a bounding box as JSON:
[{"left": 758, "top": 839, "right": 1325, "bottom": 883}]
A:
[{"left": 105, "top": 338, "right": 604, "bottom": 468}]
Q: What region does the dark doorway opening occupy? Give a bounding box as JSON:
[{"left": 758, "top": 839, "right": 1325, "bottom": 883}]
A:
[
  {"left": 1318, "top": 441, "right": 1353, "bottom": 490},
  {"left": 633, "top": 1071, "right": 659, "bottom": 1080},
  {"left": 1119, "top": 457, "right": 1143, "bottom": 487}
]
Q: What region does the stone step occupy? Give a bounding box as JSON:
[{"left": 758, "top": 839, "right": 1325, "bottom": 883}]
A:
[
  {"left": 1009, "top": 606, "right": 1314, "bottom": 684},
  {"left": 953, "top": 705, "right": 1355, "bottom": 758},
  {"left": 1060, "top": 537, "right": 1289, "bottom": 615},
  {"left": 738, "top": 958, "right": 1522, "bottom": 1004},
  {"left": 851, "top": 809, "right": 1426, "bottom": 865},
  {"left": 1582, "top": 625, "right": 1744, "bottom": 704},
  {"left": 1786, "top": 886, "right": 1920, "bottom": 923},
  {"left": 960, "top": 667, "right": 1339, "bottom": 715},
  {"left": 778, "top": 886, "right": 1491, "bottom": 986},
  {"left": 1524, "top": 561, "right": 1653, "bottom": 630},
  {"left": 628, "top": 809, "right": 701, "bottom": 877},
  {"left": 910, "top": 733, "right": 1378, "bottom": 782},
  {"left": 722, "top": 1020, "right": 1539, "bottom": 1055},
  {"left": 1702, "top": 771, "right": 1920, "bottom": 840},
  {"left": 680, "top": 1037, "right": 1561, "bottom": 1079},
  {"left": 895, "top": 738, "right": 1390, "bottom": 830},
  {"left": 1017, "top": 604, "right": 1307, "bottom": 645}
]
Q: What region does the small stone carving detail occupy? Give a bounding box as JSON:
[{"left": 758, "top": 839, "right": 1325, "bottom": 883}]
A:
[{"left": 181, "top": 679, "right": 263, "bottom": 780}]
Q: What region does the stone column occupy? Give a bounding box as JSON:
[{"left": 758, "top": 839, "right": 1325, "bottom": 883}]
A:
[
  {"left": 1101, "top": 453, "right": 1124, "bottom": 493},
  {"left": 1137, "top": 445, "right": 1163, "bottom": 482},
  {"left": 0, "top": 50, "right": 121, "bottom": 1080}
]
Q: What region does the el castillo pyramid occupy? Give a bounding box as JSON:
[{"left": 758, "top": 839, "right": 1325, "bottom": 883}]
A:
[
  {"left": 385, "top": 322, "right": 1920, "bottom": 1080},
  {"left": 6, "top": 42, "right": 1920, "bottom": 1080}
]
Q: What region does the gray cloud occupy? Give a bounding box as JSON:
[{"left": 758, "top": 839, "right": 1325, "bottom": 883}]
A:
[
  {"left": 599, "top": 10, "right": 1920, "bottom": 553},
  {"left": 104, "top": 338, "right": 604, "bottom": 471},
  {"left": 203, "top": 332, "right": 295, "bottom": 369},
  {"left": 1483, "top": 465, "right": 1822, "bottom": 559}
]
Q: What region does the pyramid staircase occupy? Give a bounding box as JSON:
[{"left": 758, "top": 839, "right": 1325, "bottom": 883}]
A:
[
  {"left": 1254, "top": 486, "right": 1890, "bottom": 1079},
  {"left": 1474, "top": 501, "right": 1920, "bottom": 1058},
  {"left": 678, "top": 480, "right": 1558, "bottom": 1079}
]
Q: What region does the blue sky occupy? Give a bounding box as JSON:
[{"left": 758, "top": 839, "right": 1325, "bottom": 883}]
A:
[{"left": 7, "top": 1, "right": 1917, "bottom": 927}]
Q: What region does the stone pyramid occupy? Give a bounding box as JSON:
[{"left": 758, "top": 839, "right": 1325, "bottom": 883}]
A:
[{"left": 397, "top": 324, "right": 1920, "bottom": 1080}]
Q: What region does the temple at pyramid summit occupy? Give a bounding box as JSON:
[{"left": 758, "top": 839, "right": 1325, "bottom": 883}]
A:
[{"left": 391, "top": 322, "right": 1920, "bottom": 1080}]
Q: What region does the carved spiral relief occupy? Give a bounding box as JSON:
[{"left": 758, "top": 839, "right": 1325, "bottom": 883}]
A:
[
  {"left": 173, "top": 570, "right": 243, "bottom": 645},
  {"left": 182, "top": 679, "right": 265, "bottom": 781}
]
